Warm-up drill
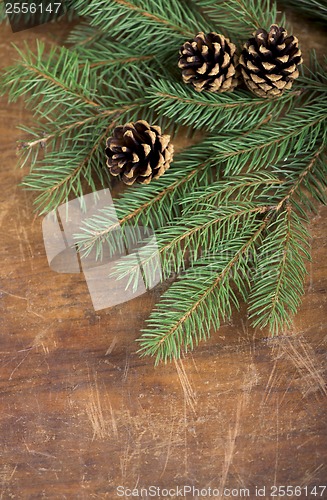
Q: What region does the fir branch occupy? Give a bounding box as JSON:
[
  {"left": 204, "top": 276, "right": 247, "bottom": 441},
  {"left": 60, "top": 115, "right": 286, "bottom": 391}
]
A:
[
  {"left": 191, "top": 0, "right": 284, "bottom": 40},
  {"left": 1, "top": 41, "right": 157, "bottom": 120},
  {"left": 17, "top": 105, "right": 132, "bottom": 154},
  {"left": 22, "top": 121, "right": 114, "bottom": 213},
  {"left": 85, "top": 53, "right": 155, "bottom": 70},
  {"left": 108, "top": 173, "right": 285, "bottom": 288},
  {"left": 267, "top": 142, "right": 327, "bottom": 221},
  {"left": 180, "top": 172, "right": 284, "bottom": 212},
  {"left": 1, "top": 0, "right": 326, "bottom": 365},
  {"left": 75, "top": 140, "right": 217, "bottom": 258},
  {"left": 248, "top": 143, "right": 326, "bottom": 333},
  {"left": 274, "top": 143, "right": 327, "bottom": 211},
  {"left": 299, "top": 54, "right": 327, "bottom": 92},
  {"left": 111, "top": 140, "right": 326, "bottom": 362},
  {"left": 147, "top": 78, "right": 299, "bottom": 131},
  {"left": 75, "top": 96, "right": 326, "bottom": 261},
  {"left": 279, "top": 0, "right": 327, "bottom": 24},
  {"left": 111, "top": 143, "right": 326, "bottom": 293},
  {"left": 1, "top": 42, "right": 160, "bottom": 117},
  {"left": 211, "top": 96, "right": 327, "bottom": 175},
  {"left": 248, "top": 206, "right": 310, "bottom": 333},
  {"left": 72, "top": 0, "right": 211, "bottom": 52},
  {"left": 110, "top": 203, "right": 269, "bottom": 290},
  {"left": 0, "top": 42, "right": 101, "bottom": 116},
  {"left": 138, "top": 218, "right": 270, "bottom": 364},
  {"left": 1, "top": 40, "right": 165, "bottom": 210},
  {"left": 15, "top": 102, "right": 139, "bottom": 179},
  {"left": 73, "top": 37, "right": 160, "bottom": 79}
]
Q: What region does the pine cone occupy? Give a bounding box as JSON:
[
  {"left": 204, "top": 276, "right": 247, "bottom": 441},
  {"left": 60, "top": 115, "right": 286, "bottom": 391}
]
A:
[
  {"left": 105, "top": 120, "right": 174, "bottom": 185},
  {"left": 239, "top": 24, "right": 303, "bottom": 98},
  {"left": 178, "top": 32, "right": 239, "bottom": 93}
]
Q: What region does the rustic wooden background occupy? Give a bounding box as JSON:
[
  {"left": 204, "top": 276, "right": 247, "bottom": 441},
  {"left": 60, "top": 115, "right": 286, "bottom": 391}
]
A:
[{"left": 0, "top": 9, "right": 326, "bottom": 499}]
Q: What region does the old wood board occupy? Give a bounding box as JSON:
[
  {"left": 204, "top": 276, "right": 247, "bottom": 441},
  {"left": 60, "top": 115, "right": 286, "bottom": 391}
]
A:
[{"left": 0, "top": 11, "right": 326, "bottom": 500}]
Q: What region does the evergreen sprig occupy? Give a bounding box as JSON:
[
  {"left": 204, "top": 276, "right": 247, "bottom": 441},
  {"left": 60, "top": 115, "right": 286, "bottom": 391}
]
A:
[
  {"left": 74, "top": 139, "right": 217, "bottom": 258},
  {"left": 70, "top": 0, "right": 212, "bottom": 50},
  {"left": 146, "top": 78, "right": 299, "bottom": 131},
  {"left": 1, "top": 40, "right": 167, "bottom": 212},
  {"left": 248, "top": 206, "right": 310, "bottom": 334},
  {"left": 192, "top": 0, "right": 285, "bottom": 41},
  {"left": 138, "top": 224, "right": 269, "bottom": 363},
  {"left": 279, "top": 0, "right": 327, "bottom": 24},
  {"left": 1, "top": 0, "right": 326, "bottom": 363}
]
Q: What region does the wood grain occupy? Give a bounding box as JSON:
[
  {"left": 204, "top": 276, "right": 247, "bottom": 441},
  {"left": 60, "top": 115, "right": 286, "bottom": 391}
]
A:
[{"left": 0, "top": 13, "right": 326, "bottom": 499}]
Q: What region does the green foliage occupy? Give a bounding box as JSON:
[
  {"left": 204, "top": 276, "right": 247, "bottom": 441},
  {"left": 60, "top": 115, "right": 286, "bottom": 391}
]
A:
[
  {"left": 70, "top": 0, "right": 212, "bottom": 51},
  {"left": 1, "top": 0, "right": 326, "bottom": 363},
  {"left": 279, "top": 0, "right": 327, "bottom": 24},
  {"left": 210, "top": 96, "right": 326, "bottom": 175},
  {"left": 300, "top": 54, "right": 327, "bottom": 91},
  {"left": 248, "top": 207, "right": 310, "bottom": 334},
  {"left": 146, "top": 78, "right": 298, "bottom": 132},
  {"left": 75, "top": 140, "right": 216, "bottom": 258},
  {"left": 0, "top": 40, "right": 169, "bottom": 212},
  {"left": 138, "top": 227, "right": 266, "bottom": 363},
  {"left": 111, "top": 202, "right": 267, "bottom": 290},
  {"left": 192, "top": 0, "right": 285, "bottom": 41}
]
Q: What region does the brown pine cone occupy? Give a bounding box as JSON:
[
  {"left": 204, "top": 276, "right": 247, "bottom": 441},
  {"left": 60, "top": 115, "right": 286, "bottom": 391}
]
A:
[
  {"left": 239, "top": 24, "right": 303, "bottom": 98},
  {"left": 105, "top": 120, "right": 174, "bottom": 185},
  {"left": 178, "top": 32, "right": 239, "bottom": 93}
]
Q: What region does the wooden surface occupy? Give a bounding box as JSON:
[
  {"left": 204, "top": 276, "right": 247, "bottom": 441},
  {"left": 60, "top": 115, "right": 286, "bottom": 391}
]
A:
[{"left": 0, "top": 13, "right": 327, "bottom": 500}]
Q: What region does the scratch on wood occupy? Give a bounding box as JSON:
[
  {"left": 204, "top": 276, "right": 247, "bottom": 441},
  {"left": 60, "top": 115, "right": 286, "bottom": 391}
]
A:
[
  {"left": 262, "top": 360, "right": 278, "bottom": 405},
  {"left": 120, "top": 438, "right": 130, "bottom": 487},
  {"left": 85, "top": 374, "right": 108, "bottom": 441},
  {"left": 0, "top": 464, "right": 17, "bottom": 485},
  {"left": 105, "top": 336, "right": 118, "bottom": 355},
  {"left": 296, "top": 436, "right": 316, "bottom": 449},
  {"left": 174, "top": 358, "right": 196, "bottom": 413},
  {"left": 219, "top": 395, "right": 244, "bottom": 492},
  {"left": 85, "top": 371, "right": 118, "bottom": 441},
  {"left": 0, "top": 288, "right": 45, "bottom": 320},
  {"left": 183, "top": 400, "right": 188, "bottom": 477},
  {"left": 190, "top": 352, "right": 199, "bottom": 374},
  {"left": 279, "top": 371, "right": 297, "bottom": 406},
  {"left": 242, "top": 363, "right": 259, "bottom": 401},
  {"left": 27, "top": 306, "right": 45, "bottom": 319},
  {"left": 117, "top": 411, "right": 150, "bottom": 485},
  {"left": 160, "top": 405, "right": 175, "bottom": 479},
  {"left": 0, "top": 288, "right": 27, "bottom": 302},
  {"left": 14, "top": 220, "right": 26, "bottom": 261},
  {"left": 9, "top": 349, "right": 32, "bottom": 381},
  {"left": 20, "top": 224, "right": 34, "bottom": 259},
  {"left": 300, "top": 463, "right": 325, "bottom": 487},
  {"left": 106, "top": 392, "right": 118, "bottom": 439},
  {"left": 13, "top": 205, "right": 34, "bottom": 261},
  {"left": 32, "top": 321, "right": 56, "bottom": 351},
  {"left": 122, "top": 353, "right": 130, "bottom": 382},
  {"left": 0, "top": 205, "right": 10, "bottom": 230},
  {"left": 266, "top": 335, "right": 327, "bottom": 402},
  {"left": 283, "top": 337, "right": 326, "bottom": 397}
]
